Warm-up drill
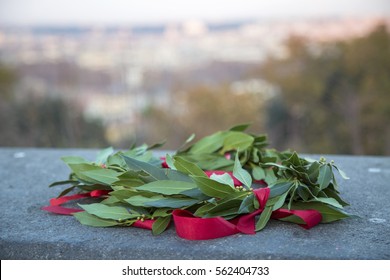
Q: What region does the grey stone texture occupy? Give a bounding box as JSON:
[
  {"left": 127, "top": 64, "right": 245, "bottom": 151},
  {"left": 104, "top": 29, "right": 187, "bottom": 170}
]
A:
[{"left": 0, "top": 148, "right": 389, "bottom": 259}]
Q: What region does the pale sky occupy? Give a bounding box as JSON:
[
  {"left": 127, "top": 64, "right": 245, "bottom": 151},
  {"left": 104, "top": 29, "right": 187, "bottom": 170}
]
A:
[{"left": 0, "top": 0, "right": 389, "bottom": 25}]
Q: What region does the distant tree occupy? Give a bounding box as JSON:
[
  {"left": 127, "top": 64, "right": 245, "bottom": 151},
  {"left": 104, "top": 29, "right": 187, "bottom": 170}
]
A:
[
  {"left": 0, "top": 63, "right": 17, "bottom": 100},
  {"left": 0, "top": 63, "right": 108, "bottom": 148},
  {"left": 12, "top": 96, "right": 109, "bottom": 147},
  {"left": 261, "top": 24, "right": 390, "bottom": 155}
]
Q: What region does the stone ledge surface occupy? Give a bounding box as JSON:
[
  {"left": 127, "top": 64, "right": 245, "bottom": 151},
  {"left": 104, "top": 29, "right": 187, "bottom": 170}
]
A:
[{"left": 0, "top": 148, "right": 389, "bottom": 260}]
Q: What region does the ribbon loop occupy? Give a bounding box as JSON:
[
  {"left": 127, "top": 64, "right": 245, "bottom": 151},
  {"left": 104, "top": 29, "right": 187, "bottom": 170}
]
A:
[
  {"left": 172, "top": 209, "right": 239, "bottom": 240},
  {"left": 271, "top": 209, "right": 322, "bottom": 229}
]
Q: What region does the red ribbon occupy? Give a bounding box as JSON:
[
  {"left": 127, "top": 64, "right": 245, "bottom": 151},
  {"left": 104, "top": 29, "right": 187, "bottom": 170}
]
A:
[
  {"left": 172, "top": 188, "right": 258, "bottom": 239},
  {"left": 270, "top": 209, "right": 322, "bottom": 229},
  {"left": 42, "top": 190, "right": 110, "bottom": 215},
  {"left": 172, "top": 188, "right": 322, "bottom": 240},
  {"left": 172, "top": 188, "right": 270, "bottom": 240},
  {"left": 172, "top": 209, "right": 239, "bottom": 239},
  {"left": 133, "top": 219, "right": 155, "bottom": 229}
]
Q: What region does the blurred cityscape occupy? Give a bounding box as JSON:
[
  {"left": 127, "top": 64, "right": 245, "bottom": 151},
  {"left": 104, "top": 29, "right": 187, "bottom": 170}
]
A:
[{"left": 0, "top": 16, "right": 389, "bottom": 154}]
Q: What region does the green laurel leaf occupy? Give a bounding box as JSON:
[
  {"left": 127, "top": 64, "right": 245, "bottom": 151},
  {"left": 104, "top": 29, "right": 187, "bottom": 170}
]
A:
[
  {"left": 191, "top": 175, "right": 236, "bottom": 199},
  {"left": 152, "top": 216, "right": 171, "bottom": 235},
  {"left": 73, "top": 211, "right": 119, "bottom": 227},
  {"left": 78, "top": 203, "right": 136, "bottom": 220}
]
